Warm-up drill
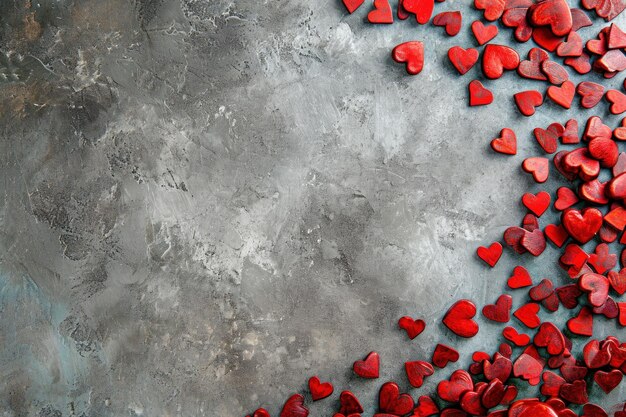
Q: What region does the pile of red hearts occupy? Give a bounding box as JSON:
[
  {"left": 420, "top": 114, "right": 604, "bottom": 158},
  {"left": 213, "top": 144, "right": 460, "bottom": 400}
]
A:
[{"left": 244, "top": 1, "right": 626, "bottom": 417}]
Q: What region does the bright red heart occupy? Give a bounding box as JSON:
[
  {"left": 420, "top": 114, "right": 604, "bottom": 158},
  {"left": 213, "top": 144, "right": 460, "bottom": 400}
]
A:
[
  {"left": 547, "top": 80, "right": 575, "bottom": 109},
  {"left": 403, "top": 0, "right": 435, "bottom": 24},
  {"left": 342, "top": 0, "right": 365, "bottom": 13},
  {"left": 522, "top": 157, "right": 549, "bottom": 182},
  {"left": 541, "top": 371, "right": 565, "bottom": 397},
  {"left": 567, "top": 305, "right": 593, "bottom": 336},
  {"left": 604, "top": 206, "right": 626, "bottom": 231},
  {"left": 522, "top": 191, "right": 551, "bottom": 216},
  {"left": 608, "top": 268, "right": 626, "bottom": 295},
  {"left": 503, "top": 326, "right": 530, "bottom": 346},
  {"left": 405, "top": 360, "right": 435, "bottom": 388},
  {"left": 588, "top": 137, "right": 618, "bottom": 168},
  {"left": 513, "top": 302, "right": 541, "bottom": 328},
  {"left": 513, "top": 353, "right": 543, "bottom": 385},
  {"left": 477, "top": 241, "right": 502, "bottom": 266},
  {"left": 562, "top": 207, "right": 603, "bottom": 243},
  {"left": 437, "top": 369, "right": 474, "bottom": 402},
  {"left": 368, "top": 0, "right": 394, "bottom": 23},
  {"left": 606, "top": 89, "right": 626, "bottom": 114},
  {"left": 508, "top": 265, "right": 532, "bottom": 288},
  {"left": 529, "top": 0, "right": 573, "bottom": 36},
  {"left": 468, "top": 80, "right": 493, "bottom": 106},
  {"left": 281, "top": 394, "right": 309, "bottom": 417},
  {"left": 433, "top": 11, "right": 462, "bottom": 36},
  {"left": 398, "top": 316, "right": 426, "bottom": 339},
  {"left": 414, "top": 396, "right": 439, "bottom": 417},
  {"left": 474, "top": 0, "right": 505, "bottom": 21},
  {"left": 545, "top": 223, "right": 568, "bottom": 247},
  {"left": 482, "top": 44, "right": 520, "bottom": 79},
  {"left": 562, "top": 118, "right": 579, "bottom": 143},
  {"left": 482, "top": 294, "right": 512, "bottom": 322},
  {"left": 515, "top": 91, "right": 544, "bottom": 116},
  {"left": 392, "top": 41, "right": 424, "bottom": 75},
  {"left": 379, "top": 381, "right": 414, "bottom": 415},
  {"left": 490, "top": 127, "right": 516, "bottom": 155},
  {"left": 353, "top": 351, "right": 380, "bottom": 378},
  {"left": 448, "top": 46, "right": 479, "bottom": 75},
  {"left": 534, "top": 322, "right": 565, "bottom": 355},
  {"left": 432, "top": 344, "right": 459, "bottom": 368},
  {"left": 309, "top": 376, "right": 334, "bottom": 401},
  {"left": 443, "top": 299, "right": 479, "bottom": 338},
  {"left": 554, "top": 187, "right": 578, "bottom": 211},
  {"left": 472, "top": 21, "right": 498, "bottom": 45}
]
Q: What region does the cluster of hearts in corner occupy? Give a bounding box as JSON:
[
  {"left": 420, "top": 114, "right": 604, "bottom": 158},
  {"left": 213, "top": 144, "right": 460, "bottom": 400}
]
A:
[{"left": 245, "top": 1, "right": 626, "bottom": 417}]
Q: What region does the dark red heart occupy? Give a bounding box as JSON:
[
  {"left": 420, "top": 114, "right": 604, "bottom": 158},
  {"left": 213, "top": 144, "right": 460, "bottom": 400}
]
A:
[
  {"left": 482, "top": 44, "right": 520, "bottom": 79},
  {"left": 353, "top": 351, "right": 380, "bottom": 378},
  {"left": 281, "top": 394, "right": 309, "bottom": 417},
  {"left": 482, "top": 294, "right": 512, "bottom": 322},
  {"left": 433, "top": 11, "right": 462, "bottom": 36},
  {"left": 432, "top": 344, "right": 460, "bottom": 368}
]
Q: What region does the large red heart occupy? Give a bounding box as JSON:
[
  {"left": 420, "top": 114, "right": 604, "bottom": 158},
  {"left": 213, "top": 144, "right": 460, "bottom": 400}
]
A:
[
  {"left": 437, "top": 369, "right": 474, "bottom": 402},
  {"left": 403, "top": 0, "right": 435, "bottom": 24},
  {"left": 482, "top": 44, "right": 520, "bottom": 79},
  {"left": 579, "top": 272, "right": 610, "bottom": 307},
  {"left": 339, "top": 391, "right": 364, "bottom": 415},
  {"left": 594, "top": 369, "right": 623, "bottom": 393},
  {"left": 367, "top": 0, "right": 394, "bottom": 23},
  {"left": 468, "top": 80, "right": 493, "bottom": 106},
  {"left": 547, "top": 80, "right": 575, "bottom": 109},
  {"left": 342, "top": 0, "right": 365, "bottom": 13},
  {"left": 567, "top": 306, "right": 593, "bottom": 336},
  {"left": 443, "top": 299, "right": 479, "bottom": 337},
  {"left": 471, "top": 21, "right": 498, "bottom": 45},
  {"left": 514, "top": 91, "right": 543, "bottom": 116},
  {"left": 405, "top": 360, "right": 435, "bottom": 388},
  {"left": 474, "top": 0, "right": 506, "bottom": 21},
  {"left": 398, "top": 316, "right": 426, "bottom": 339},
  {"left": 513, "top": 302, "right": 541, "bottom": 328},
  {"left": 491, "top": 127, "right": 517, "bottom": 155},
  {"left": 433, "top": 11, "right": 462, "bottom": 36},
  {"left": 528, "top": 0, "right": 573, "bottom": 36},
  {"left": 561, "top": 207, "right": 603, "bottom": 243},
  {"left": 522, "top": 157, "right": 549, "bottom": 182},
  {"left": 308, "top": 376, "right": 333, "bottom": 401},
  {"left": 353, "top": 351, "right": 380, "bottom": 378},
  {"left": 522, "top": 191, "right": 550, "bottom": 216},
  {"left": 392, "top": 42, "right": 424, "bottom": 75},
  {"left": 476, "top": 242, "right": 502, "bottom": 266},
  {"left": 379, "top": 382, "right": 414, "bottom": 415},
  {"left": 432, "top": 344, "right": 459, "bottom": 368},
  {"left": 482, "top": 294, "right": 512, "bottom": 322},
  {"left": 448, "top": 46, "right": 479, "bottom": 75},
  {"left": 281, "top": 394, "right": 309, "bottom": 417}
]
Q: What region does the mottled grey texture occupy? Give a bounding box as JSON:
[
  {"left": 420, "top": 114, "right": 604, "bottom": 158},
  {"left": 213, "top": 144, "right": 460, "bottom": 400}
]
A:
[{"left": 1, "top": 0, "right": 626, "bottom": 416}]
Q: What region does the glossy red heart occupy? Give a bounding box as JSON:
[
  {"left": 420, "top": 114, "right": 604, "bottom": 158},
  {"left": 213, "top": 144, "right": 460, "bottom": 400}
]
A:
[
  {"left": 368, "top": 0, "right": 394, "bottom": 23},
  {"left": 433, "top": 11, "right": 462, "bottom": 36},
  {"left": 472, "top": 21, "right": 498, "bottom": 45},
  {"left": 547, "top": 80, "right": 575, "bottom": 109},
  {"left": 579, "top": 272, "right": 610, "bottom": 307},
  {"left": 482, "top": 294, "right": 512, "bottom": 322},
  {"left": 508, "top": 265, "right": 532, "bottom": 288},
  {"left": 392, "top": 42, "right": 424, "bottom": 75},
  {"left": 513, "top": 353, "right": 543, "bottom": 385},
  {"left": 522, "top": 191, "right": 550, "bottom": 216},
  {"left": 379, "top": 381, "right": 414, "bottom": 415},
  {"left": 556, "top": 31, "right": 583, "bottom": 57},
  {"left": 562, "top": 207, "right": 603, "bottom": 243},
  {"left": 522, "top": 157, "right": 549, "bottom": 182},
  {"left": 405, "top": 360, "right": 435, "bottom": 388},
  {"left": 545, "top": 223, "right": 569, "bottom": 247},
  {"left": 353, "top": 351, "right": 380, "bottom": 378},
  {"left": 414, "top": 396, "right": 439, "bottom": 417},
  {"left": 514, "top": 303, "right": 541, "bottom": 328},
  {"left": 518, "top": 48, "right": 549, "bottom": 80},
  {"left": 541, "top": 60, "right": 569, "bottom": 85},
  {"left": 443, "top": 299, "right": 479, "bottom": 338},
  {"left": 483, "top": 44, "right": 520, "bottom": 79},
  {"left": 281, "top": 394, "right": 309, "bottom": 417},
  {"left": 608, "top": 268, "right": 626, "bottom": 295},
  {"left": 339, "top": 391, "right": 364, "bottom": 415},
  {"left": 469, "top": 80, "right": 493, "bottom": 106},
  {"left": 437, "top": 369, "right": 474, "bottom": 402},
  {"left": 342, "top": 0, "right": 365, "bottom": 13},
  {"left": 576, "top": 81, "right": 605, "bottom": 109},
  {"left": 515, "top": 91, "right": 543, "bottom": 117},
  {"left": 448, "top": 46, "right": 479, "bottom": 75},
  {"left": 528, "top": 0, "right": 572, "bottom": 36},
  {"left": 477, "top": 242, "right": 502, "bottom": 266},
  {"left": 503, "top": 326, "right": 530, "bottom": 346},
  {"left": 588, "top": 243, "right": 617, "bottom": 274},
  {"left": 594, "top": 369, "right": 623, "bottom": 393},
  {"left": 475, "top": 0, "right": 506, "bottom": 20},
  {"left": 491, "top": 127, "right": 517, "bottom": 155},
  {"left": 534, "top": 322, "right": 565, "bottom": 355},
  {"left": 432, "top": 344, "right": 459, "bottom": 368},
  {"left": 567, "top": 306, "right": 593, "bottom": 336},
  {"left": 309, "top": 376, "right": 333, "bottom": 401},
  {"left": 554, "top": 187, "right": 578, "bottom": 211},
  {"left": 398, "top": 316, "right": 425, "bottom": 339},
  {"left": 403, "top": 0, "right": 434, "bottom": 23}
]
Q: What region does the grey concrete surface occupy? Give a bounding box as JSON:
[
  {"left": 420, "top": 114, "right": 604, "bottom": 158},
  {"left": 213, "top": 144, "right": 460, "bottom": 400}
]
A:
[{"left": 1, "top": 0, "right": 625, "bottom": 416}]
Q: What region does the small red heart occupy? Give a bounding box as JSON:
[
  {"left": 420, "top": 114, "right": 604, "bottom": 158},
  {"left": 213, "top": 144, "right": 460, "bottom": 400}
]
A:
[
  {"left": 521, "top": 228, "right": 546, "bottom": 256},
  {"left": 541, "top": 60, "right": 569, "bottom": 85},
  {"left": 565, "top": 53, "right": 592, "bottom": 74},
  {"left": 518, "top": 47, "right": 549, "bottom": 80},
  {"left": 502, "top": 326, "right": 530, "bottom": 346},
  {"left": 309, "top": 376, "right": 334, "bottom": 401},
  {"left": 281, "top": 394, "right": 309, "bottom": 417},
  {"left": 533, "top": 123, "right": 562, "bottom": 154},
  {"left": 544, "top": 223, "right": 569, "bottom": 247},
  {"left": 528, "top": 0, "right": 573, "bottom": 36},
  {"left": 556, "top": 31, "right": 583, "bottom": 57},
  {"left": 379, "top": 381, "right": 414, "bottom": 415},
  {"left": 554, "top": 187, "right": 578, "bottom": 211},
  {"left": 405, "top": 360, "right": 435, "bottom": 388},
  {"left": 398, "top": 316, "right": 426, "bottom": 339},
  {"left": 342, "top": 0, "right": 365, "bottom": 13},
  {"left": 437, "top": 369, "right": 474, "bottom": 402},
  {"left": 502, "top": 7, "right": 533, "bottom": 41},
  {"left": 459, "top": 390, "right": 486, "bottom": 416},
  {"left": 432, "top": 344, "right": 459, "bottom": 368},
  {"left": 413, "top": 396, "right": 439, "bottom": 417},
  {"left": 567, "top": 305, "right": 593, "bottom": 336},
  {"left": 563, "top": 148, "right": 600, "bottom": 181},
  {"left": 547, "top": 80, "right": 575, "bottom": 109},
  {"left": 508, "top": 265, "right": 532, "bottom": 289},
  {"left": 541, "top": 371, "right": 566, "bottom": 396},
  {"left": 583, "top": 339, "right": 612, "bottom": 369},
  {"left": 513, "top": 353, "right": 543, "bottom": 385},
  {"left": 588, "top": 243, "right": 617, "bottom": 274},
  {"left": 504, "top": 226, "right": 528, "bottom": 253},
  {"left": 556, "top": 284, "right": 582, "bottom": 309},
  {"left": 491, "top": 127, "right": 517, "bottom": 155},
  {"left": 515, "top": 91, "right": 544, "bottom": 117},
  {"left": 562, "top": 207, "right": 603, "bottom": 243},
  {"left": 339, "top": 391, "right": 364, "bottom": 415},
  {"left": 594, "top": 369, "right": 623, "bottom": 393},
  {"left": 522, "top": 213, "right": 539, "bottom": 232},
  {"left": 522, "top": 191, "right": 551, "bottom": 216},
  {"left": 468, "top": 80, "right": 493, "bottom": 106},
  {"left": 513, "top": 302, "right": 541, "bottom": 329},
  {"left": 482, "top": 294, "right": 512, "bottom": 322},
  {"left": 403, "top": 0, "right": 435, "bottom": 24},
  {"left": 560, "top": 243, "right": 589, "bottom": 277},
  {"left": 443, "top": 299, "right": 479, "bottom": 338},
  {"left": 433, "top": 11, "right": 462, "bottom": 36},
  {"left": 606, "top": 89, "right": 626, "bottom": 114},
  {"left": 392, "top": 41, "right": 424, "bottom": 75},
  {"left": 482, "top": 44, "right": 520, "bottom": 79},
  {"left": 397, "top": 0, "right": 410, "bottom": 19},
  {"left": 584, "top": 115, "right": 612, "bottom": 140},
  {"left": 593, "top": 295, "right": 619, "bottom": 318},
  {"left": 608, "top": 268, "right": 626, "bottom": 295},
  {"left": 576, "top": 81, "right": 605, "bottom": 108},
  {"left": 533, "top": 322, "right": 565, "bottom": 355},
  {"left": 609, "top": 21, "right": 626, "bottom": 48},
  {"left": 482, "top": 379, "right": 507, "bottom": 410},
  {"left": 353, "top": 351, "right": 380, "bottom": 378},
  {"left": 522, "top": 157, "right": 549, "bottom": 182},
  {"left": 474, "top": 0, "right": 505, "bottom": 21},
  {"left": 529, "top": 278, "right": 555, "bottom": 301},
  {"left": 367, "top": 0, "right": 394, "bottom": 23},
  {"left": 571, "top": 8, "right": 593, "bottom": 30},
  {"left": 579, "top": 179, "right": 609, "bottom": 205},
  {"left": 579, "top": 272, "right": 610, "bottom": 307},
  {"left": 448, "top": 46, "right": 479, "bottom": 75},
  {"left": 471, "top": 21, "right": 498, "bottom": 45},
  {"left": 554, "top": 150, "right": 579, "bottom": 181},
  {"left": 562, "top": 119, "right": 579, "bottom": 143},
  {"left": 477, "top": 241, "right": 502, "bottom": 266}
]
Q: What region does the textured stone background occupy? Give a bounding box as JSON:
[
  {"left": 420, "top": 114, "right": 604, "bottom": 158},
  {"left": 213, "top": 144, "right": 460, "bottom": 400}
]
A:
[{"left": 1, "top": 0, "right": 626, "bottom": 416}]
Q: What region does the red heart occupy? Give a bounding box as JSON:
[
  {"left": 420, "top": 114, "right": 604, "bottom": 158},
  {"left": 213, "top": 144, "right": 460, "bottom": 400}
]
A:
[
  {"left": 342, "top": 0, "right": 365, "bottom": 13},
  {"left": 605, "top": 206, "right": 626, "bottom": 231},
  {"left": 521, "top": 228, "right": 546, "bottom": 256},
  {"left": 339, "top": 391, "right": 364, "bottom": 415},
  {"left": 502, "top": 326, "right": 530, "bottom": 346},
  {"left": 491, "top": 127, "right": 517, "bottom": 155},
  {"left": 529, "top": 278, "right": 554, "bottom": 301},
  {"left": 593, "top": 295, "right": 619, "bottom": 318},
  {"left": 308, "top": 376, "right": 333, "bottom": 401},
  {"left": 484, "top": 355, "right": 513, "bottom": 383},
  {"left": 515, "top": 91, "right": 544, "bottom": 117},
  {"left": 559, "top": 243, "right": 589, "bottom": 277},
  {"left": 437, "top": 369, "right": 474, "bottom": 402},
  {"left": 562, "top": 207, "right": 603, "bottom": 243},
  {"left": 513, "top": 353, "right": 543, "bottom": 385},
  {"left": 433, "top": 11, "right": 462, "bottom": 36},
  {"left": 579, "top": 179, "right": 609, "bottom": 205},
  {"left": 541, "top": 371, "right": 566, "bottom": 396},
  {"left": 594, "top": 369, "right": 623, "bottom": 393},
  {"left": 555, "top": 187, "right": 578, "bottom": 211},
  {"left": 471, "top": 21, "right": 498, "bottom": 45},
  {"left": 606, "top": 89, "right": 626, "bottom": 114},
  {"left": 249, "top": 408, "right": 271, "bottom": 417},
  {"left": 597, "top": 49, "right": 626, "bottom": 72},
  {"left": 522, "top": 157, "right": 549, "bottom": 182},
  {"left": 556, "top": 31, "right": 583, "bottom": 57},
  {"left": 459, "top": 390, "right": 486, "bottom": 416},
  {"left": 608, "top": 268, "right": 626, "bottom": 295},
  {"left": 481, "top": 379, "right": 506, "bottom": 409},
  {"left": 398, "top": 316, "right": 426, "bottom": 339},
  {"left": 556, "top": 284, "right": 582, "bottom": 309},
  {"left": 448, "top": 46, "right": 479, "bottom": 75},
  {"left": 529, "top": 0, "right": 572, "bottom": 36},
  {"left": 567, "top": 306, "right": 593, "bottom": 336},
  {"left": 432, "top": 344, "right": 459, "bottom": 368},
  {"left": 443, "top": 299, "right": 479, "bottom": 338},
  {"left": 565, "top": 53, "right": 592, "bottom": 74},
  {"left": 533, "top": 322, "right": 565, "bottom": 355},
  {"left": 379, "top": 382, "right": 414, "bottom": 415},
  {"left": 609, "top": 172, "right": 626, "bottom": 199},
  {"left": 476, "top": 241, "right": 502, "bottom": 266},
  {"left": 545, "top": 223, "right": 569, "bottom": 247},
  {"left": 482, "top": 294, "right": 512, "bottom": 322},
  {"left": 508, "top": 265, "right": 532, "bottom": 288},
  {"left": 581, "top": 403, "right": 608, "bottom": 417},
  {"left": 397, "top": 0, "right": 410, "bottom": 19},
  {"left": 584, "top": 115, "right": 612, "bottom": 140},
  {"left": 468, "top": 80, "right": 493, "bottom": 106},
  {"left": 413, "top": 396, "right": 439, "bottom": 417},
  {"left": 583, "top": 339, "right": 612, "bottom": 369},
  {"left": 582, "top": 0, "right": 626, "bottom": 20},
  {"left": 281, "top": 394, "right": 309, "bottom": 417},
  {"left": 533, "top": 27, "right": 564, "bottom": 51},
  {"left": 554, "top": 150, "right": 579, "bottom": 181},
  {"left": 563, "top": 148, "right": 600, "bottom": 181},
  {"left": 353, "top": 351, "right": 380, "bottom": 378},
  {"left": 392, "top": 42, "right": 424, "bottom": 75},
  {"left": 405, "top": 360, "right": 434, "bottom": 388},
  {"left": 522, "top": 191, "right": 551, "bottom": 216},
  {"left": 579, "top": 272, "right": 610, "bottom": 307},
  {"left": 547, "top": 80, "right": 575, "bottom": 109},
  {"left": 588, "top": 243, "right": 617, "bottom": 274},
  {"left": 518, "top": 48, "right": 549, "bottom": 80},
  {"left": 502, "top": 7, "right": 533, "bottom": 42},
  {"left": 403, "top": 0, "right": 434, "bottom": 24},
  {"left": 540, "top": 292, "right": 559, "bottom": 312},
  {"left": 589, "top": 137, "right": 618, "bottom": 168},
  {"left": 474, "top": 0, "right": 505, "bottom": 21},
  {"left": 504, "top": 226, "right": 528, "bottom": 253},
  {"left": 562, "top": 118, "right": 579, "bottom": 144},
  {"left": 541, "top": 60, "right": 569, "bottom": 85},
  {"left": 513, "top": 302, "right": 541, "bottom": 328},
  {"left": 571, "top": 8, "right": 593, "bottom": 30},
  {"left": 533, "top": 123, "right": 562, "bottom": 154},
  {"left": 482, "top": 44, "right": 520, "bottom": 79},
  {"left": 560, "top": 380, "right": 588, "bottom": 405},
  {"left": 367, "top": 0, "right": 394, "bottom": 23}
]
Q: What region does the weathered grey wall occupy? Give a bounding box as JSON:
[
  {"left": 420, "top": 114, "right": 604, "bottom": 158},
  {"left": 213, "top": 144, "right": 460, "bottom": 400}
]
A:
[{"left": 1, "top": 0, "right": 625, "bottom": 416}]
